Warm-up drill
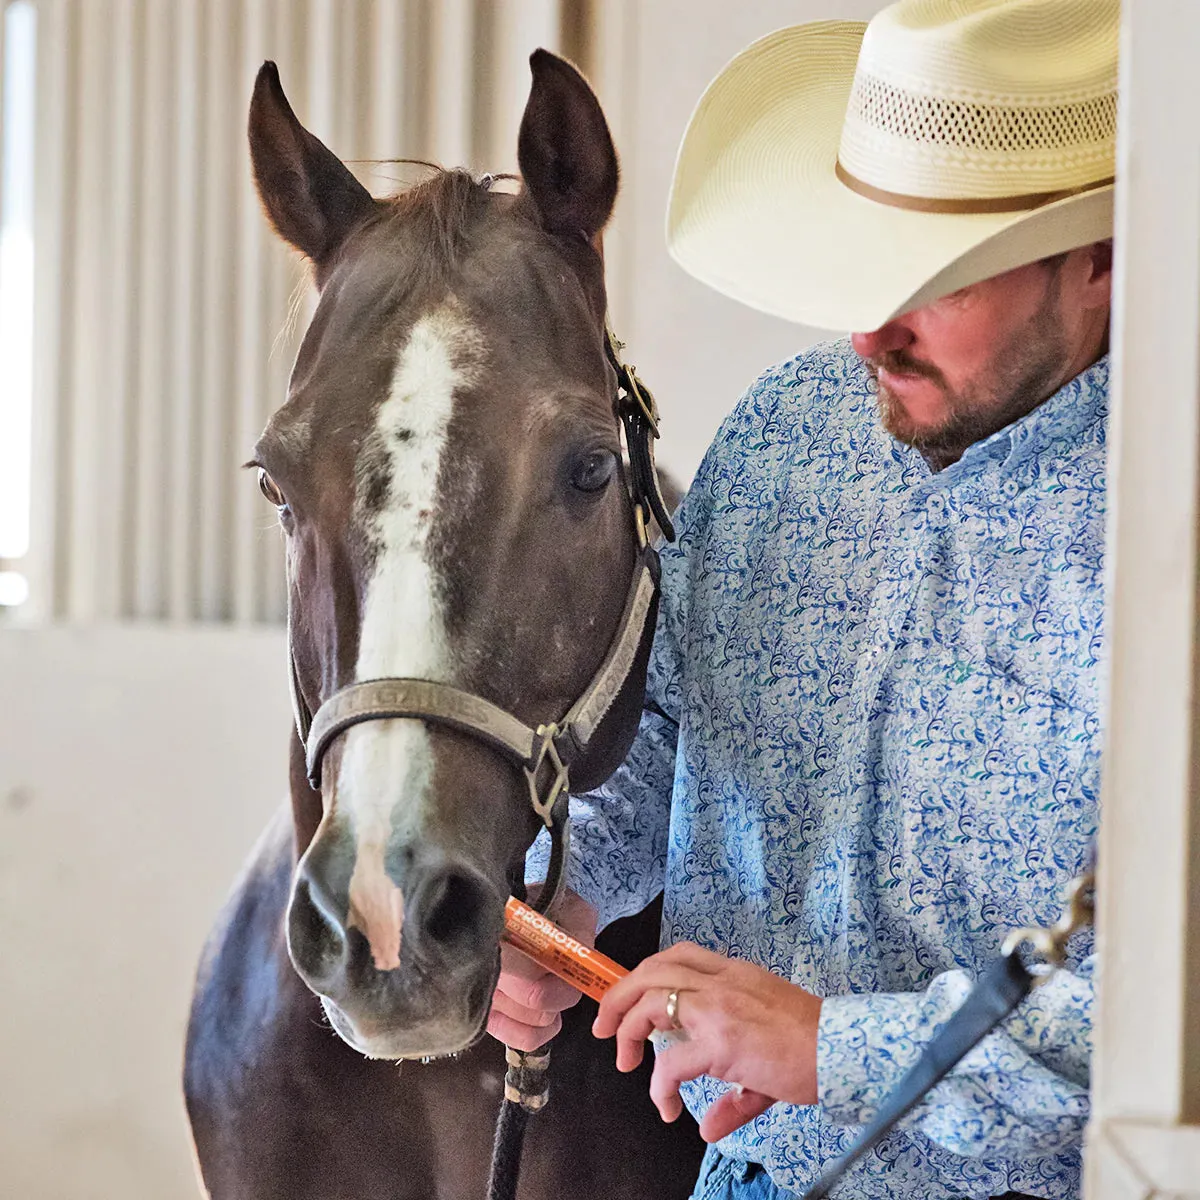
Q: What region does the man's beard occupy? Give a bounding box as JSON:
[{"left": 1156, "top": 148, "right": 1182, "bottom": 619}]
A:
[{"left": 863, "top": 282, "right": 1069, "bottom": 471}]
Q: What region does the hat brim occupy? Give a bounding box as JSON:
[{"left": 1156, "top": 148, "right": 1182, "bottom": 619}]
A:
[{"left": 666, "top": 21, "right": 1115, "bottom": 333}]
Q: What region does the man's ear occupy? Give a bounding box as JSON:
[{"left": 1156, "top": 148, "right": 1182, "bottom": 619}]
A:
[
  {"left": 248, "top": 61, "right": 377, "bottom": 280},
  {"left": 1075, "top": 239, "right": 1114, "bottom": 310},
  {"left": 517, "top": 50, "right": 618, "bottom": 240}
]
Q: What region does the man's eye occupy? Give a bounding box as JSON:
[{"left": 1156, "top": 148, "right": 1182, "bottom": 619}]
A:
[
  {"left": 258, "top": 468, "right": 287, "bottom": 508},
  {"left": 570, "top": 451, "right": 617, "bottom": 493}
]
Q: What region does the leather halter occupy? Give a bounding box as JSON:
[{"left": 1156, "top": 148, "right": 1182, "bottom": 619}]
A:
[{"left": 285, "top": 328, "right": 675, "bottom": 916}]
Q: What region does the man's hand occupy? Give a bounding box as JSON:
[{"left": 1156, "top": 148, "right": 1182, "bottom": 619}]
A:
[
  {"left": 487, "top": 888, "right": 599, "bottom": 1051},
  {"left": 592, "top": 942, "right": 823, "bottom": 1142}
]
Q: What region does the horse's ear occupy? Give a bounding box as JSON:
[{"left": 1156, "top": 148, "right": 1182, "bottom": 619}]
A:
[
  {"left": 518, "top": 50, "right": 618, "bottom": 239},
  {"left": 248, "top": 61, "right": 376, "bottom": 276}
]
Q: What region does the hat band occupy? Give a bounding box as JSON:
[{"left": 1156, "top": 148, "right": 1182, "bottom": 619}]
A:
[{"left": 835, "top": 160, "right": 1114, "bottom": 214}]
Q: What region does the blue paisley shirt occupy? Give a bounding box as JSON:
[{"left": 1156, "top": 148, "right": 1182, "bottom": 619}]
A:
[{"left": 532, "top": 338, "right": 1105, "bottom": 1200}]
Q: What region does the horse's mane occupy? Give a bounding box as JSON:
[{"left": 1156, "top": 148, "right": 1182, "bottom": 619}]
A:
[{"left": 377, "top": 164, "right": 506, "bottom": 272}]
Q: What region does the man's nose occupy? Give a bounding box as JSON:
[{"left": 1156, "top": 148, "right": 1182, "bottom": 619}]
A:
[{"left": 851, "top": 320, "right": 913, "bottom": 360}]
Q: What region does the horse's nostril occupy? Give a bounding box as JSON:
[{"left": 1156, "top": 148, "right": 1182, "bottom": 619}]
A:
[
  {"left": 289, "top": 872, "right": 348, "bottom": 983},
  {"left": 422, "top": 869, "right": 490, "bottom": 949}
]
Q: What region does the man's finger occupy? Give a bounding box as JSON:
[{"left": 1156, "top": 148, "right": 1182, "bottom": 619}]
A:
[
  {"left": 647, "top": 1038, "right": 716, "bottom": 1123},
  {"left": 698, "top": 1088, "right": 776, "bottom": 1143},
  {"left": 593, "top": 963, "right": 712, "bottom": 1038},
  {"left": 608, "top": 987, "right": 682, "bottom": 1072},
  {"left": 498, "top": 944, "right": 585, "bottom": 1012},
  {"left": 491, "top": 988, "right": 555, "bottom": 1029},
  {"left": 486, "top": 1007, "right": 562, "bottom": 1051}
]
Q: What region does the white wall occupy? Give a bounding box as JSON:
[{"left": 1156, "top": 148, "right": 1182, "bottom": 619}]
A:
[
  {"left": 0, "top": 628, "right": 288, "bottom": 1199},
  {"left": 601, "top": 0, "right": 889, "bottom": 482}
]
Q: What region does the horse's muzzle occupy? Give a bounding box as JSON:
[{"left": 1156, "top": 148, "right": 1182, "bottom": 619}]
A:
[{"left": 286, "top": 831, "right": 504, "bottom": 1058}]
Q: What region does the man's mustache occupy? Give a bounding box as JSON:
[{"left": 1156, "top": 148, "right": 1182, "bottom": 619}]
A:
[{"left": 864, "top": 351, "right": 946, "bottom": 387}]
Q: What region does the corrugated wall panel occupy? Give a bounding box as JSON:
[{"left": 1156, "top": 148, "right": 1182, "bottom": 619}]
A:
[
  {"left": 27, "top": 0, "right": 586, "bottom": 624},
  {"left": 62, "top": 0, "right": 112, "bottom": 620},
  {"left": 28, "top": 0, "right": 73, "bottom": 624},
  {"left": 167, "top": 0, "right": 204, "bottom": 622},
  {"left": 132, "top": 0, "right": 174, "bottom": 620},
  {"left": 107, "top": 0, "right": 142, "bottom": 618}
]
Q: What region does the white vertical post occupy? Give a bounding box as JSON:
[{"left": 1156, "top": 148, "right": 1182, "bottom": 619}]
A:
[{"left": 1085, "top": 0, "right": 1200, "bottom": 1194}]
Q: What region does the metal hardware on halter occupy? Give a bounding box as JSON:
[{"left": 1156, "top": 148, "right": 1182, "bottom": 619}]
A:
[
  {"left": 606, "top": 327, "right": 676, "bottom": 544},
  {"left": 1002, "top": 867, "right": 1095, "bottom": 983},
  {"left": 525, "top": 724, "right": 570, "bottom": 828},
  {"left": 633, "top": 503, "right": 648, "bottom": 551}
]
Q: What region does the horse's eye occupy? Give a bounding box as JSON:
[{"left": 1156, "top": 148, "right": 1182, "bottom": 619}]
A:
[
  {"left": 258, "top": 468, "right": 287, "bottom": 508},
  {"left": 570, "top": 450, "right": 617, "bottom": 494}
]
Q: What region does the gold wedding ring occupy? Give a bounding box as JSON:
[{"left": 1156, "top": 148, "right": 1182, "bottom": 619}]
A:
[{"left": 665, "top": 989, "right": 683, "bottom": 1031}]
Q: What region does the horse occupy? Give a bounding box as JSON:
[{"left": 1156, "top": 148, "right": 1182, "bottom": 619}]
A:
[{"left": 183, "top": 50, "right": 705, "bottom": 1200}]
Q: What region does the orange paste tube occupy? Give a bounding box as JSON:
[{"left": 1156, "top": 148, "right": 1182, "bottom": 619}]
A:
[{"left": 502, "top": 896, "right": 628, "bottom": 1002}]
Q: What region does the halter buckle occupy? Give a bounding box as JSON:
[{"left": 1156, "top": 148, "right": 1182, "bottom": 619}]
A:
[{"left": 525, "top": 723, "right": 570, "bottom": 827}]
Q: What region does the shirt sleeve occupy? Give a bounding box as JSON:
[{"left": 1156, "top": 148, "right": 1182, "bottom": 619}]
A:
[{"left": 817, "top": 954, "right": 1094, "bottom": 1159}]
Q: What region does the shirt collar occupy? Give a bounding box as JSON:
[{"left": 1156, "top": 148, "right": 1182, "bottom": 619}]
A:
[{"left": 934, "top": 353, "right": 1110, "bottom": 482}]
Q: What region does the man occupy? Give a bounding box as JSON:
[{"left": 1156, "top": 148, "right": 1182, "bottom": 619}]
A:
[{"left": 491, "top": 2, "right": 1116, "bottom": 1197}]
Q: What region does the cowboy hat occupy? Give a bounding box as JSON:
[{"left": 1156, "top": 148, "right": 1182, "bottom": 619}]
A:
[{"left": 666, "top": 0, "right": 1119, "bottom": 332}]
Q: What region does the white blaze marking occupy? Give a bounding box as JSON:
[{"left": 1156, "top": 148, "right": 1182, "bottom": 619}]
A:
[{"left": 338, "top": 302, "right": 481, "bottom": 971}]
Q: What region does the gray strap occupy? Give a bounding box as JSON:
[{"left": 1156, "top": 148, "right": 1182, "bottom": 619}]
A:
[
  {"left": 303, "top": 548, "right": 659, "bottom": 790},
  {"left": 305, "top": 678, "right": 538, "bottom": 788},
  {"left": 562, "top": 556, "right": 657, "bottom": 748}
]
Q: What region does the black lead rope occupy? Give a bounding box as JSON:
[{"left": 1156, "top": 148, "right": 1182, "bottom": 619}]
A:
[
  {"left": 487, "top": 806, "right": 568, "bottom": 1200},
  {"left": 801, "top": 866, "right": 1095, "bottom": 1199}
]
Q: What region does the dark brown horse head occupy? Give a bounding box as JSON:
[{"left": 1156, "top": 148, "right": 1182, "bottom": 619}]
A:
[{"left": 247, "top": 53, "right": 650, "bottom": 1059}]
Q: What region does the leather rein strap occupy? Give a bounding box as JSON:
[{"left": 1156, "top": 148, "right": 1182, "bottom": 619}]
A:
[{"left": 285, "top": 327, "right": 674, "bottom": 918}]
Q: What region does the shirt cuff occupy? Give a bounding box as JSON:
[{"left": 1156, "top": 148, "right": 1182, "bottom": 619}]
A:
[
  {"left": 817, "top": 990, "right": 925, "bottom": 1126},
  {"left": 816, "top": 972, "right": 979, "bottom": 1127}
]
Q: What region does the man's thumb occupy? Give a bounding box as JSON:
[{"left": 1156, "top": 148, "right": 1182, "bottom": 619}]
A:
[{"left": 698, "top": 1087, "right": 775, "bottom": 1142}]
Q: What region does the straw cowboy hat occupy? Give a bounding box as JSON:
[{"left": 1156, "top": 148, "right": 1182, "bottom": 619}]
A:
[{"left": 666, "top": 0, "right": 1119, "bottom": 332}]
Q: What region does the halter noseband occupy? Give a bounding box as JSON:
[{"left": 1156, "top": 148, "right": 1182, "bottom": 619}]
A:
[{"left": 285, "top": 328, "right": 675, "bottom": 916}]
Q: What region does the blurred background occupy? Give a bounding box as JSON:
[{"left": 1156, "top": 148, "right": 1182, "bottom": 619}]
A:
[{"left": 0, "top": 1, "right": 885, "bottom": 1196}]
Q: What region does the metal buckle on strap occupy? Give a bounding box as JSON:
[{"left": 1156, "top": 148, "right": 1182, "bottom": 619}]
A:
[
  {"left": 525, "top": 724, "right": 570, "bottom": 828},
  {"left": 605, "top": 328, "right": 660, "bottom": 435},
  {"left": 1001, "top": 869, "right": 1096, "bottom": 985}
]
